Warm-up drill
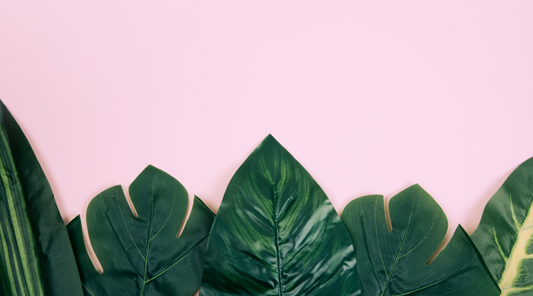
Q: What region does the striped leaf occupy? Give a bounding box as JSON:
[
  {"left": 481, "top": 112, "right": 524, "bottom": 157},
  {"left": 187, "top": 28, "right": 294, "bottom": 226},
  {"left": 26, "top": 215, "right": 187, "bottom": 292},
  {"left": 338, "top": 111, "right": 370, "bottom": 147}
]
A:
[
  {"left": 200, "top": 135, "right": 360, "bottom": 296},
  {"left": 0, "top": 101, "right": 83, "bottom": 296},
  {"left": 472, "top": 157, "right": 533, "bottom": 296},
  {"left": 341, "top": 185, "right": 500, "bottom": 296},
  {"left": 67, "top": 165, "right": 215, "bottom": 296}
]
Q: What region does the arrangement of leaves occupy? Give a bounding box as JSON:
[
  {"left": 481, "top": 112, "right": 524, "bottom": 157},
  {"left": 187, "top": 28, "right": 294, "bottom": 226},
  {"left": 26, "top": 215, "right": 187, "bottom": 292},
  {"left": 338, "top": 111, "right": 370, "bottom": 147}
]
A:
[
  {"left": 67, "top": 165, "right": 215, "bottom": 296},
  {"left": 5, "top": 97, "right": 533, "bottom": 296},
  {"left": 0, "top": 101, "right": 82, "bottom": 296}
]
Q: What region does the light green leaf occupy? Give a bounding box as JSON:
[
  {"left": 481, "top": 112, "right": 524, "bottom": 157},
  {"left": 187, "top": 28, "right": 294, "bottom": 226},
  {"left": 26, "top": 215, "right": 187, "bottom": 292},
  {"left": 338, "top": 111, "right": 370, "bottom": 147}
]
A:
[
  {"left": 200, "top": 135, "right": 360, "bottom": 296},
  {"left": 472, "top": 157, "right": 533, "bottom": 296},
  {"left": 67, "top": 165, "right": 215, "bottom": 296},
  {"left": 342, "top": 185, "right": 500, "bottom": 296},
  {"left": 0, "top": 101, "right": 83, "bottom": 296}
]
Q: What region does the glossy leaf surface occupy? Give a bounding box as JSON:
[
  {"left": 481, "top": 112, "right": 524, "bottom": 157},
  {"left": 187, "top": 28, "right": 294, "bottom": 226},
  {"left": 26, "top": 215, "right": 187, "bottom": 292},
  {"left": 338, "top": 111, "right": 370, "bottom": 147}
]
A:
[
  {"left": 67, "top": 165, "right": 215, "bottom": 296},
  {"left": 472, "top": 157, "right": 533, "bottom": 296},
  {"left": 200, "top": 135, "right": 360, "bottom": 296},
  {"left": 342, "top": 185, "right": 500, "bottom": 296},
  {"left": 0, "top": 101, "right": 83, "bottom": 296}
]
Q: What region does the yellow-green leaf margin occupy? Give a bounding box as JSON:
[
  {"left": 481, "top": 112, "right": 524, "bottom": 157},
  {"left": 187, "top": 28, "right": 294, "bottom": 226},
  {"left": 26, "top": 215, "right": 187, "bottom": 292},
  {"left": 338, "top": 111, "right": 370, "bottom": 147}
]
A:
[
  {"left": 472, "top": 157, "right": 533, "bottom": 296},
  {"left": 0, "top": 100, "right": 83, "bottom": 296}
]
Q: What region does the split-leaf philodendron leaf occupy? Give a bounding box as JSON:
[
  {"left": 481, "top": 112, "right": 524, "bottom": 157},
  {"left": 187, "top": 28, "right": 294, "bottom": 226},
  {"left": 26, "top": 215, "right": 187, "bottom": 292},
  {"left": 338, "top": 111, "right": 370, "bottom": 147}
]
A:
[
  {"left": 67, "top": 165, "right": 215, "bottom": 296},
  {"left": 341, "top": 185, "right": 500, "bottom": 296},
  {"left": 200, "top": 135, "right": 360, "bottom": 296},
  {"left": 0, "top": 101, "right": 83, "bottom": 296},
  {"left": 472, "top": 157, "right": 533, "bottom": 296}
]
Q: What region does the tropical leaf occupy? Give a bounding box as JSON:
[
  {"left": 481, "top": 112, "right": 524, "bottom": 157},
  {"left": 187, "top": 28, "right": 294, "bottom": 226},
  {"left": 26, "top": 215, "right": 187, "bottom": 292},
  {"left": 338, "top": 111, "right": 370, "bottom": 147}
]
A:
[
  {"left": 471, "top": 157, "right": 533, "bottom": 296},
  {"left": 67, "top": 165, "right": 215, "bottom": 296},
  {"left": 200, "top": 135, "right": 360, "bottom": 296},
  {"left": 0, "top": 101, "right": 83, "bottom": 296},
  {"left": 341, "top": 184, "right": 500, "bottom": 296}
]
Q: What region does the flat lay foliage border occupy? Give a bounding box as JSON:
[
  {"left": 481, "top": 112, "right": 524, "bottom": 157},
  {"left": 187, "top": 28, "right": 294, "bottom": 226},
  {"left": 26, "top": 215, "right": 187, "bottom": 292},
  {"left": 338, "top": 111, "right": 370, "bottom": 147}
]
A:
[{"left": 4, "top": 100, "right": 533, "bottom": 295}]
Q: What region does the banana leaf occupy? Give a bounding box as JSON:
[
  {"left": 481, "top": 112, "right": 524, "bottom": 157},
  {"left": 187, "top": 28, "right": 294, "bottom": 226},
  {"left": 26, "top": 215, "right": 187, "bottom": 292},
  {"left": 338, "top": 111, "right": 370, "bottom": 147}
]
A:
[
  {"left": 67, "top": 165, "right": 215, "bottom": 296},
  {"left": 200, "top": 135, "right": 360, "bottom": 296},
  {"left": 472, "top": 157, "right": 533, "bottom": 296},
  {"left": 341, "top": 184, "right": 500, "bottom": 296},
  {"left": 0, "top": 101, "right": 83, "bottom": 295}
]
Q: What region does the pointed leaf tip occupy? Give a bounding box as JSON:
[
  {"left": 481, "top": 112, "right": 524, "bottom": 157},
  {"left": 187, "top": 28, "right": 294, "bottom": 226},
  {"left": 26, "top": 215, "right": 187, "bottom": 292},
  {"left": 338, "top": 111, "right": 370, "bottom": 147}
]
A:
[
  {"left": 259, "top": 133, "right": 281, "bottom": 147},
  {"left": 472, "top": 156, "right": 533, "bottom": 293},
  {"left": 0, "top": 101, "right": 83, "bottom": 296},
  {"left": 200, "top": 136, "right": 360, "bottom": 295}
]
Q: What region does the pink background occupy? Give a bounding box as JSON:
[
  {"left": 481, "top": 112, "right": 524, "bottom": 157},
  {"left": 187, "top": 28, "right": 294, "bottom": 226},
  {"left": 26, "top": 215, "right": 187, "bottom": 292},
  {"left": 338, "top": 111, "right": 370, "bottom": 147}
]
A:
[{"left": 1, "top": 2, "right": 533, "bottom": 253}]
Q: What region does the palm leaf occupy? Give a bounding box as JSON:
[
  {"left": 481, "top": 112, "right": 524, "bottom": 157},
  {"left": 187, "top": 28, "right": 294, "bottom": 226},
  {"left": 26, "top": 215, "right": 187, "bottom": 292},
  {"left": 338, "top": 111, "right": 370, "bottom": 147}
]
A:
[
  {"left": 67, "top": 165, "right": 215, "bottom": 296},
  {"left": 0, "top": 101, "right": 83, "bottom": 296}
]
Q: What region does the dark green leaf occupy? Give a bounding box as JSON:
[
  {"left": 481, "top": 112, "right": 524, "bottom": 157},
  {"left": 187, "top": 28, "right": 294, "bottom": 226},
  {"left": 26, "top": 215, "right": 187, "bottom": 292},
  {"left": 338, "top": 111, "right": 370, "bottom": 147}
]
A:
[
  {"left": 472, "top": 157, "right": 533, "bottom": 296},
  {"left": 0, "top": 101, "right": 83, "bottom": 296},
  {"left": 67, "top": 165, "right": 215, "bottom": 296},
  {"left": 341, "top": 185, "right": 500, "bottom": 296},
  {"left": 200, "top": 135, "right": 360, "bottom": 296}
]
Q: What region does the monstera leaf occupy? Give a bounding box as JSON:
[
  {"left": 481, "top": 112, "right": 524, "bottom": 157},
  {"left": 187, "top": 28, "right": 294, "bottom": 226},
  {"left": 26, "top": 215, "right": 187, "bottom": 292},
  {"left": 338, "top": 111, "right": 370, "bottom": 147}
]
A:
[
  {"left": 200, "top": 135, "right": 360, "bottom": 296},
  {"left": 341, "top": 185, "right": 500, "bottom": 296},
  {"left": 67, "top": 165, "right": 215, "bottom": 296},
  {"left": 0, "top": 101, "right": 83, "bottom": 296},
  {"left": 472, "top": 157, "right": 533, "bottom": 296}
]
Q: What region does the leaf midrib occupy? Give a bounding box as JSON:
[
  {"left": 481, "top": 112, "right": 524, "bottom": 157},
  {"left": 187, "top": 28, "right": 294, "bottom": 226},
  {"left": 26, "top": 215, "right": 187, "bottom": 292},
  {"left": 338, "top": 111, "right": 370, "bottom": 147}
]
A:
[
  {"left": 379, "top": 201, "right": 415, "bottom": 296},
  {"left": 0, "top": 127, "right": 44, "bottom": 296},
  {"left": 140, "top": 182, "right": 155, "bottom": 296},
  {"left": 498, "top": 191, "right": 533, "bottom": 295},
  {"left": 103, "top": 181, "right": 201, "bottom": 296},
  {"left": 271, "top": 181, "right": 295, "bottom": 296},
  {"left": 272, "top": 182, "right": 283, "bottom": 296},
  {"left": 377, "top": 198, "right": 441, "bottom": 296}
]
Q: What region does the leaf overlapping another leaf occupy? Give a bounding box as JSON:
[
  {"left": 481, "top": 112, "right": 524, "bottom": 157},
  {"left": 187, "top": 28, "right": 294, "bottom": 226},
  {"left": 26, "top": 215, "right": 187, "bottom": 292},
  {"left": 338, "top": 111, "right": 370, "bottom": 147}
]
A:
[
  {"left": 341, "top": 185, "right": 500, "bottom": 296},
  {"left": 200, "top": 135, "right": 360, "bottom": 296},
  {"left": 67, "top": 165, "right": 215, "bottom": 296}
]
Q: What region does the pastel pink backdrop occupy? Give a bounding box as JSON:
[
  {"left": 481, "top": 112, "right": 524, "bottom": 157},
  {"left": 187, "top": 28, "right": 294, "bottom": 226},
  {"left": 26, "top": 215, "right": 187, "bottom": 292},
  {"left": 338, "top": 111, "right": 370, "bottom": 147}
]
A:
[{"left": 1, "top": 1, "right": 533, "bottom": 257}]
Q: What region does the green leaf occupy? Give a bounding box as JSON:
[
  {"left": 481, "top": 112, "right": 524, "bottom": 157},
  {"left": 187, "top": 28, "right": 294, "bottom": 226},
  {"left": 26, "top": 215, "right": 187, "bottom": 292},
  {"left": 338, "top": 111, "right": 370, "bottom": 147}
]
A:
[
  {"left": 67, "top": 165, "right": 215, "bottom": 296},
  {"left": 0, "top": 101, "right": 83, "bottom": 296},
  {"left": 200, "top": 135, "right": 360, "bottom": 296},
  {"left": 341, "top": 185, "right": 500, "bottom": 296},
  {"left": 472, "top": 157, "right": 533, "bottom": 296}
]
